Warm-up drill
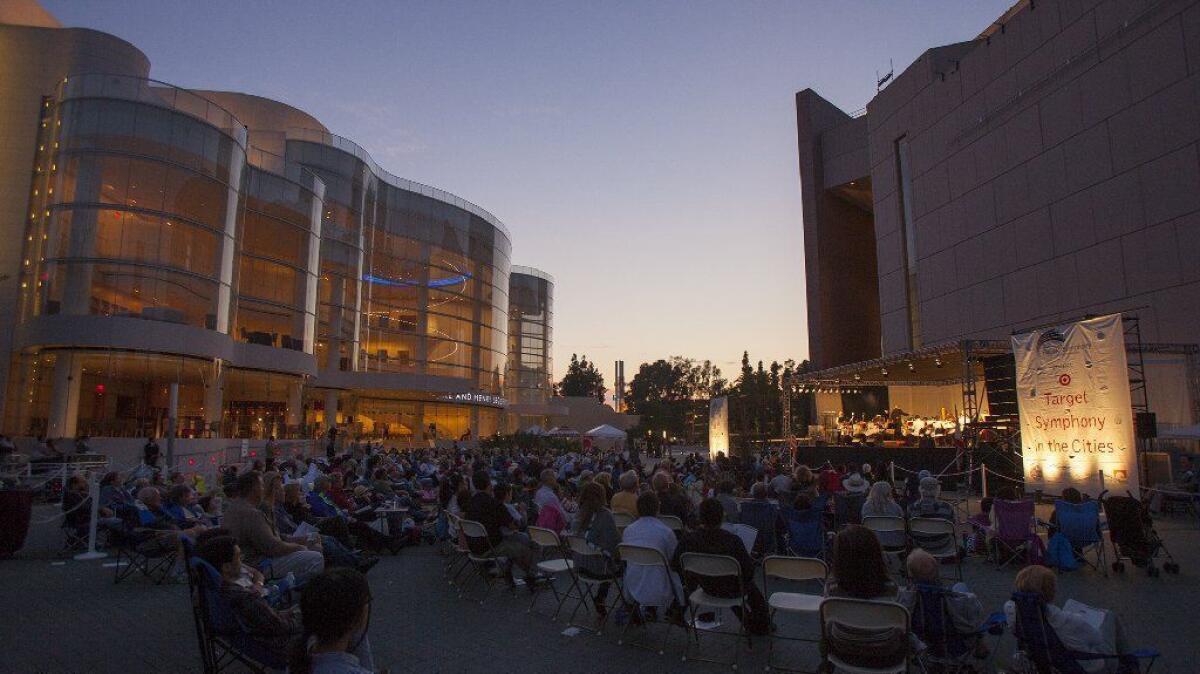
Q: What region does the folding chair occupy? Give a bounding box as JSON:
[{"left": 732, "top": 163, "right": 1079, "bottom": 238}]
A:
[
  {"left": 819, "top": 597, "right": 911, "bottom": 674},
  {"left": 613, "top": 511, "right": 634, "bottom": 537},
  {"left": 763, "top": 555, "right": 826, "bottom": 672},
  {"left": 908, "top": 583, "right": 1005, "bottom": 674},
  {"left": 991, "top": 499, "right": 1037, "bottom": 569},
  {"left": 564, "top": 534, "right": 624, "bottom": 633},
  {"left": 781, "top": 505, "right": 827, "bottom": 559},
  {"left": 909, "top": 517, "right": 962, "bottom": 580},
  {"left": 187, "top": 556, "right": 287, "bottom": 673},
  {"left": 1009, "top": 591, "right": 1159, "bottom": 674},
  {"left": 1053, "top": 499, "right": 1107, "bottom": 575},
  {"left": 658, "top": 514, "right": 685, "bottom": 535},
  {"left": 443, "top": 512, "right": 474, "bottom": 587},
  {"left": 111, "top": 504, "right": 179, "bottom": 585},
  {"left": 677, "top": 553, "right": 752, "bottom": 668},
  {"left": 740, "top": 500, "right": 781, "bottom": 557},
  {"left": 862, "top": 514, "right": 907, "bottom": 558},
  {"left": 457, "top": 518, "right": 513, "bottom": 605},
  {"left": 526, "top": 526, "right": 578, "bottom": 620},
  {"left": 834, "top": 492, "right": 867, "bottom": 529},
  {"left": 616, "top": 543, "right": 686, "bottom": 656}
]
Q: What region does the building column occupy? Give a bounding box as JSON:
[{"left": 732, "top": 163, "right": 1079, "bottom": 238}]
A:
[
  {"left": 324, "top": 389, "right": 339, "bottom": 430},
  {"left": 469, "top": 406, "right": 480, "bottom": 444},
  {"left": 202, "top": 359, "right": 224, "bottom": 438},
  {"left": 46, "top": 352, "right": 81, "bottom": 439},
  {"left": 286, "top": 380, "right": 304, "bottom": 436}
]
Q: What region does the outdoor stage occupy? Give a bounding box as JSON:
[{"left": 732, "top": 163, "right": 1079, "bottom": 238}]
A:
[{"left": 793, "top": 444, "right": 963, "bottom": 481}]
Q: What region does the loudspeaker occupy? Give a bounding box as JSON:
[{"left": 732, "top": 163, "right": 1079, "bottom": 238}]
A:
[{"left": 1135, "top": 412, "right": 1157, "bottom": 439}]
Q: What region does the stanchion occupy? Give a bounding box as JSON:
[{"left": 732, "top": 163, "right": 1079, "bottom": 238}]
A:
[
  {"left": 981, "top": 463, "right": 988, "bottom": 498},
  {"left": 889, "top": 461, "right": 896, "bottom": 485},
  {"left": 74, "top": 469, "right": 107, "bottom": 560},
  {"left": 1098, "top": 469, "right": 1106, "bottom": 493}
]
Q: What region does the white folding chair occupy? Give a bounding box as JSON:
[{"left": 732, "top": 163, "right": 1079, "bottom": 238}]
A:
[
  {"left": 527, "top": 526, "right": 579, "bottom": 620},
  {"left": 457, "top": 518, "right": 511, "bottom": 605},
  {"left": 819, "top": 598, "right": 911, "bottom": 674},
  {"left": 564, "top": 534, "right": 624, "bottom": 633},
  {"left": 616, "top": 543, "right": 685, "bottom": 656},
  {"left": 679, "top": 552, "right": 753, "bottom": 668},
  {"left": 613, "top": 511, "right": 634, "bottom": 536},
  {"left": 908, "top": 517, "right": 962, "bottom": 580},
  {"left": 763, "top": 555, "right": 827, "bottom": 671},
  {"left": 658, "top": 514, "right": 685, "bottom": 534},
  {"left": 863, "top": 516, "right": 908, "bottom": 569}
]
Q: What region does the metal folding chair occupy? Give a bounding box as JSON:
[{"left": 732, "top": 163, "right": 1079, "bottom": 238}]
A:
[
  {"left": 527, "top": 526, "right": 579, "bottom": 620},
  {"left": 658, "top": 514, "right": 685, "bottom": 535},
  {"left": 564, "top": 534, "right": 625, "bottom": 633},
  {"left": 616, "top": 543, "right": 686, "bottom": 656},
  {"left": 909, "top": 517, "right": 962, "bottom": 580},
  {"left": 457, "top": 518, "right": 513, "bottom": 605},
  {"left": 819, "top": 597, "right": 911, "bottom": 674},
  {"left": 763, "top": 555, "right": 827, "bottom": 672},
  {"left": 679, "top": 552, "right": 752, "bottom": 668},
  {"left": 863, "top": 515, "right": 908, "bottom": 570}
]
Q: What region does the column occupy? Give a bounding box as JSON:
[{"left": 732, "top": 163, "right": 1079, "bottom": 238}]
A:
[
  {"left": 47, "top": 352, "right": 81, "bottom": 438},
  {"left": 324, "top": 389, "right": 339, "bottom": 430},
  {"left": 203, "top": 360, "right": 224, "bottom": 437},
  {"left": 60, "top": 157, "right": 103, "bottom": 314},
  {"left": 469, "top": 406, "right": 480, "bottom": 444},
  {"left": 286, "top": 380, "right": 304, "bottom": 436}
]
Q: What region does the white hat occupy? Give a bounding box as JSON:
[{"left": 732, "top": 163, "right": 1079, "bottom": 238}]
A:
[{"left": 843, "top": 472, "right": 869, "bottom": 493}]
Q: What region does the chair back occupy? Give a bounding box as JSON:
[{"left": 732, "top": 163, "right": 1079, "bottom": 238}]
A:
[
  {"left": 738, "top": 500, "right": 779, "bottom": 554},
  {"left": 565, "top": 533, "right": 601, "bottom": 557},
  {"left": 834, "top": 492, "right": 867, "bottom": 528},
  {"left": 909, "top": 517, "right": 955, "bottom": 539},
  {"left": 763, "top": 555, "right": 827, "bottom": 583},
  {"left": 612, "top": 511, "right": 634, "bottom": 528},
  {"left": 863, "top": 515, "right": 906, "bottom": 536},
  {"left": 780, "top": 505, "right": 825, "bottom": 557},
  {"left": 993, "top": 499, "right": 1036, "bottom": 542},
  {"left": 820, "top": 597, "right": 909, "bottom": 630},
  {"left": 458, "top": 518, "right": 488, "bottom": 539},
  {"left": 909, "top": 583, "right": 968, "bottom": 659},
  {"left": 527, "top": 525, "right": 562, "bottom": 550},
  {"left": 188, "top": 556, "right": 241, "bottom": 635},
  {"left": 1010, "top": 591, "right": 1089, "bottom": 674},
  {"left": 680, "top": 552, "right": 740, "bottom": 579},
  {"left": 658, "top": 514, "right": 684, "bottom": 532},
  {"left": 820, "top": 597, "right": 911, "bottom": 671},
  {"left": 617, "top": 543, "right": 670, "bottom": 569},
  {"left": 1054, "top": 500, "right": 1101, "bottom": 546}
]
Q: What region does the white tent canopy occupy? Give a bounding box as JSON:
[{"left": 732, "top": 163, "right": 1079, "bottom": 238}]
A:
[
  {"left": 522, "top": 425, "right": 546, "bottom": 436},
  {"left": 585, "top": 424, "right": 627, "bottom": 438},
  {"left": 546, "top": 426, "right": 580, "bottom": 437}
]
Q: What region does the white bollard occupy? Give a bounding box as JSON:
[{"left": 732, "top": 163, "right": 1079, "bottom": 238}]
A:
[{"left": 74, "top": 469, "right": 107, "bottom": 560}]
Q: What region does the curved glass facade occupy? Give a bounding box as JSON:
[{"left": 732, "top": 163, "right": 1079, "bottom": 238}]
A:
[
  {"left": 505, "top": 267, "right": 553, "bottom": 427},
  {"left": 6, "top": 72, "right": 519, "bottom": 444}
]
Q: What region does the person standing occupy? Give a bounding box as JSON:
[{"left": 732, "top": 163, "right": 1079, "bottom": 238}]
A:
[{"left": 143, "top": 437, "right": 161, "bottom": 469}]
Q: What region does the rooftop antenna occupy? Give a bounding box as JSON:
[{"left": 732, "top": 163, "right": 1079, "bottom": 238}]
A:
[{"left": 876, "top": 58, "right": 894, "bottom": 91}]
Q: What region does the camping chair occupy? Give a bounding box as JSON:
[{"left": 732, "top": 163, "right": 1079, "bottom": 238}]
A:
[
  {"left": 1053, "top": 499, "right": 1107, "bottom": 575},
  {"left": 527, "top": 526, "right": 579, "bottom": 620},
  {"left": 457, "top": 518, "right": 513, "bottom": 605},
  {"left": 564, "top": 534, "right": 625, "bottom": 633},
  {"left": 908, "top": 583, "right": 1005, "bottom": 674},
  {"left": 780, "top": 505, "right": 827, "bottom": 559},
  {"left": 992, "top": 499, "right": 1037, "bottom": 568},
  {"left": 1009, "top": 591, "right": 1159, "bottom": 674},
  {"left": 763, "top": 555, "right": 827, "bottom": 672},
  {"left": 834, "top": 492, "right": 867, "bottom": 529},
  {"left": 909, "top": 517, "right": 962, "bottom": 580},
  {"left": 740, "top": 500, "right": 781, "bottom": 557},
  {"left": 679, "top": 552, "right": 753, "bottom": 668},
  {"left": 819, "top": 598, "right": 912, "bottom": 674},
  {"left": 863, "top": 516, "right": 908, "bottom": 569},
  {"left": 615, "top": 543, "right": 686, "bottom": 656},
  {"left": 187, "top": 556, "right": 287, "bottom": 673},
  {"left": 110, "top": 503, "right": 179, "bottom": 585}
]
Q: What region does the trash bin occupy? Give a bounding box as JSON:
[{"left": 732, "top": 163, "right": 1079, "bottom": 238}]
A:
[{"left": 0, "top": 489, "right": 34, "bottom": 558}]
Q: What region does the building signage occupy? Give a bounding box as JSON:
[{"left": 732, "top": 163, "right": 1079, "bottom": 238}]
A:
[
  {"left": 438, "top": 392, "right": 507, "bottom": 408},
  {"left": 1011, "top": 313, "right": 1138, "bottom": 497},
  {"left": 709, "top": 396, "right": 729, "bottom": 458}
]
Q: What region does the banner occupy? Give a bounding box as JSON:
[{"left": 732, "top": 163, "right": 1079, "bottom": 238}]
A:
[
  {"left": 708, "top": 396, "right": 729, "bottom": 458},
  {"left": 1012, "top": 313, "right": 1138, "bottom": 497}
]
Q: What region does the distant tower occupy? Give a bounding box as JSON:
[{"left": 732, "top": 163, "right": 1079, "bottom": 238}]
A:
[{"left": 614, "top": 360, "right": 625, "bottom": 412}]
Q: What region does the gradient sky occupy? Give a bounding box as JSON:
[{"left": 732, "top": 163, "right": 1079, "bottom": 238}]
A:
[{"left": 45, "top": 0, "right": 1013, "bottom": 385}]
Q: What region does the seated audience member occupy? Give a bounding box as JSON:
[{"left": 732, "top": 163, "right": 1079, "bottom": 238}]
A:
[
  {"left": 793, "top": 465, "right": 818, "bottom": 499},
  {"left": 819, "top": 465, "right": 844, "bottom": 494},
  {"left": 715, "top": 480, "right": 740, "bottom": 524},
  {"left": 610, "top": 470, "right": 640, "bottom": 516},
  {"left": 827, "top": 525, "right": 897, "bottom": 600},
  {"left": 264, "top": 473, "right": 377, "bottom": 574},
  {"left": 463, "top": 470, "right": 543, "bottom": 588},
  {"left": 99, "top": 472, "right": 134, "bottom": 511},
  {"left": 570, "top": 482, "right": 621, "bottom": 614},
  {"left": 898, "top": 549, "right": 984, "bottom": 638},
  {"left": 652, "top": 472, "right": 692, "bottom": 526},
  {"left": 194, "top": 535, "right": 301, "bottom": 659},
  {"left": 534, "top": 469, "right": 565, "bottom": 514},
  {"left": 138, "top": 486, "right": 206, "bottom": 539},
  {"left": 909, "top": 476, "right": 954, "bottom": 520},
  {"left": 308, "top": 475, "right": 400, "bottom": 554},
  {"left": 861, "top": 480, "right": 906, "bottom": 549},
  {"left": 494, "top": 483, "right": 526, "bottom": 533},
  {"left": 164, "top": 484, "right": 210, "bottom": 527},
  {"left": 621, "top": 492, "right": 683, "bottom": 614},
  {"left": 1004, "top": 565, "right": 1131, "bottom": 674},
  {"left": 62, "top": 475, "right": 122, "bottom": 540},
  {"left": 223, "top": 471, "right": 325, "bottom": 582},
  {"left": 673, "top": 498, "right": 771, "bottom": 635},
  {"left": 289, "top": 568, "right": 378, "bottom": 674}
]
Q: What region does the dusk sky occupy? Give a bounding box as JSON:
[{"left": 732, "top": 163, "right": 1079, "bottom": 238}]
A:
[{"left": 46, "top": 0, "right": 1013, "bottom": 385}]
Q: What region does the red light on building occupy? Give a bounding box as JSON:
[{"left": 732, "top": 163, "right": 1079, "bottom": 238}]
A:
[{"left": 95, "top": 384, "right": 105, "bottom": 394}]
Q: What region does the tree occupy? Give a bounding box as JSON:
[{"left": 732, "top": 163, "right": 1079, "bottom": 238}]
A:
[
  {"left": 627, "top": 356, "right": 727, "bottom": 447},
  {"left": 557, "top": 353, "right": 606, "bottom": 402}
]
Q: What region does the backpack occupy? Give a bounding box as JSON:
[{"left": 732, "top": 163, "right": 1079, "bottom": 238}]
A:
[{"left": 1045, "top": 532, "right": 1079, "bottom": 571}]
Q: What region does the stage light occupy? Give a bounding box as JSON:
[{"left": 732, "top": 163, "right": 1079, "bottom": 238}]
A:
[
  {"left": 908, "top": 361, "right": 916, "bottom": 372},
  {"left": 853, "top": 373, "right": 862, "bottom": 381},
  {"left": 935, "top": 357, "right": 943, "bottom": 368},
  {"left": 881, "top": 367, "right": 888, "bottom": 377}
]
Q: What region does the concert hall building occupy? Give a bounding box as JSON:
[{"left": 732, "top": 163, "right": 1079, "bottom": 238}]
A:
[
  {"left": 0, "top": 3, "right": 554, "bottom": 456},
  {"left": 796, "top": 0, "right": 1199, "bottom": 432}
]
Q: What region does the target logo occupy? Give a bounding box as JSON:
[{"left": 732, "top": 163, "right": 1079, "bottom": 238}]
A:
[{"left": 1058, "top": 374, "right": 1072, "bottom": 387}]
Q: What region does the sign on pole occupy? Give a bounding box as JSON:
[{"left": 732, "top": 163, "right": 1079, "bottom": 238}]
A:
[{"left": 1012, "top": 313, "right": 1138, "bottom": 497}]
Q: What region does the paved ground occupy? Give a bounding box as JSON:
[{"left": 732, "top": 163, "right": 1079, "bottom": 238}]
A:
[{"left": 2, "top": 507, "right": 1198, "bottom": 674}]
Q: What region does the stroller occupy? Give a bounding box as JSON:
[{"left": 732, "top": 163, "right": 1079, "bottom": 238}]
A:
[{"left": 1102, "top": 492, "right": 1179, "bottom": 576}]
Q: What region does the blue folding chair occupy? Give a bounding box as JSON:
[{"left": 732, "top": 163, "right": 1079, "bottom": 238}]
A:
[
  {"left": 1009, "top": 591, "right": 1159, "bottom": 674},
  {"left": 909, "top": 583, "right": 1005, "bottom": 673},
  {"left": 187, "top": 556, "right": 288, "bottom": 673},
  {"left": 738, "top": 500, "right": 780, "bottom": 557},
  {"left": 1053, "top": 500, "right": 1107, "bottom": 575},
  {"left": 780, "top": 505, "right": 826, "bottom": 559}
]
